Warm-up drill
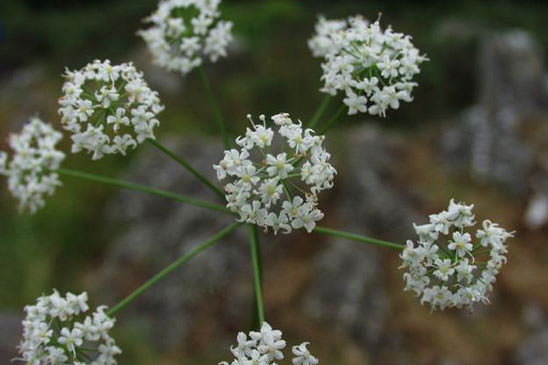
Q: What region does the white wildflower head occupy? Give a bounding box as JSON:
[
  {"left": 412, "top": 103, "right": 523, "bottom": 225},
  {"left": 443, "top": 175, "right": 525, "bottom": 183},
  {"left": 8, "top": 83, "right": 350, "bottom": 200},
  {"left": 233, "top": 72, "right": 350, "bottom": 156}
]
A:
[
  {"left": 1, "top": 117, "right": 65, "bottom": 213},
  {"left": 58, "top": 59, "right": 164, "bottom": 160},
  {"left": 219, "top": 322, "right": 318, "bottom": 365},
  {"left": 214, "top": 113, "right": 336, "bottom": 234},
  {"left": 17, "top": 290, "right": 121, "bottom": 364},
  {"left": 309, "top": 14, "right": 428, "bottom": 117},
  {"left": 400, "top": 199, "right": 514, "bottom": 311},
  {"left": 138, "top": 0, "right": 234, "bottom": 75}
]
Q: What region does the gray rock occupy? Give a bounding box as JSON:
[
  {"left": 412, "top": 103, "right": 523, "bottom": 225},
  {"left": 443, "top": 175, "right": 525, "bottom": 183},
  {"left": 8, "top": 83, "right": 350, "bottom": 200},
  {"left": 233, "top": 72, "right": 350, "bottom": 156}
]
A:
[
  {"left": 515, "top": 328, "right": 548, "bottom": 365},
  {"left": 443, "top": 30, "right": 548, "bottom": 193},
  {"left": 0, "top": 313, "right": 22, "bottom": 363},
  {"left": 304, "top": 240, "right": 387, "bottom": 346},
  {"left": 514, "top": 304, "right": 548, "bottom": 364},
  {"left": 336, "top": 125, "right": 422, "bottom": 239},
  {"left": 304, "top": 125, "right": 421, "bottom": 349}
]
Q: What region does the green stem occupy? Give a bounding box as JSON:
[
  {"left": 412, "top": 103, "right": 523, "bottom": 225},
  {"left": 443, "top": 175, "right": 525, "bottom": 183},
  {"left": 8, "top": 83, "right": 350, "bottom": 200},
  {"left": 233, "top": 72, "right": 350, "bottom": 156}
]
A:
[
  {"left": 147, "top": 138, "right": 224, "bottom": 199},
  {"left": 318, "top": 104, "right": 346, "bottom": 134},
  {"left": 248, "top": 224, "right": 265, "bottom": 326},
  {"left": 107, "top": 222, "right": 241, "bottom": 316},
  {"left": 197, "top": 66, "right": 231, "bottom": 149},
  {"left": 58, "top": 168, "right": 229, "bottom": 214},
  {"left": 314, "top": 226, "right": 404, "bottom": 250},
  {"left": 307, "top": 94, "right": 331, "bottom": 129}
]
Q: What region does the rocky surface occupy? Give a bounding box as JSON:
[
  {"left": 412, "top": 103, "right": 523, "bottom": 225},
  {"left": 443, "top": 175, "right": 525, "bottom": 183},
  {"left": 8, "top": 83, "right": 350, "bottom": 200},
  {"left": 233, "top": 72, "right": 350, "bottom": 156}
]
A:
[
  {"left": 303, "top": 126, "right": 422, "bottom": 352},
  {"left": 0, "top": 313, "right": 22, "bottom": 361},
  {"left": 443, "top": 30, "right": 548, "bottom": 194},
  {"left": 304, "top": 240, "right": 388, "bottom": 347},
  {"left": 515, "top": 304, "right": 548, "bottom": 365},
  {"left": 334, "top": 126, "right": 422, "bottom": 239}
]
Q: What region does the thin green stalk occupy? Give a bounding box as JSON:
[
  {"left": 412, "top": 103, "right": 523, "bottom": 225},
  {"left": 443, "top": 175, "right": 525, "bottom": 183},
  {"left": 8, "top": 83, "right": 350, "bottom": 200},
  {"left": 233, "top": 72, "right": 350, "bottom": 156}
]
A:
[
  {"left": 197, "top": 66, "right": 231, "bottom": 149},
  {"left": 107, "top": 222, "right": 242, "bottom": 316},
  {"left": 314, "top": 226, "right": 404, "bottom": 250},
  {"left": 147, "top": 138, "right": 224, "bottom": 199},
  {"left": 318, "top": 104, "right": 346, "bottom": 134},
  {"left": 307, "top": 94, "right": 331, "bottom": 129},
  {"left": 248, "top": 224, "right": 265, "bottom": 326},
  {"left": 58, "top": 168, "right": 229, "bottom": 214}
]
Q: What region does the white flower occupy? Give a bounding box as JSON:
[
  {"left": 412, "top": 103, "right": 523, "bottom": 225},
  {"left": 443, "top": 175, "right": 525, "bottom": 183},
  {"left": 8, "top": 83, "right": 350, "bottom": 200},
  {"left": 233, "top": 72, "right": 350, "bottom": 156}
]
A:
[
  {"left": 292, "top": 342, "right": 319, "bottom": 365},
  {"left": 448, "top": 231, "right": 473, "bottom": 257},
  {"left": 58, "top": 59, "right": 164, "bottom": 160},
  {"left": 455, "top": 259, "right": 476, "bottom": 284},
  {"left": 343, "top": 89, "right": 367, "bottom": 115},
  {"left": 266, "top": 153, "right": 294, "bottom": 179},
  {"left": 258, "top": 178, "right": 283, "bottom": 207},
  {"left": 17, "top": 290, "right": 121, "bottom": 364},
  {"left": 214, "top": 113, "right": 336, "bottom": 234},
  {"left": 433, "top": 258, "right": 454, "bottom": 281},
  {"left": 265, "top": 211, "right": 291, "bottom": 234},
  {"left": 309, "top": 14, "right": 427, "bottom": 116},
  {"left": 291, "top": 205, "right": 324, "bottom": 233},
  {"left": 138, "top": 0, "right": 233, "bottom": 75},
  {"left": 221, "top": 322, "right": 318, "bottom": 365},
  {"left": 447, "top": 198, "right": 475, "bottom": 227},
  {"left": 58, "top": 327, "right": 83, "bottom": 355},
  {"left": 0, "top": 117, "right": 65, "bottom": 213},
  {"left": 256, "top": 324, "right": 286, "bottom": 361},
  {"left": 476, "top": 220, "right": 512, "bottom": 249},
  {"left": 400, "top": 199, "right": 514, "bottom": 311}
]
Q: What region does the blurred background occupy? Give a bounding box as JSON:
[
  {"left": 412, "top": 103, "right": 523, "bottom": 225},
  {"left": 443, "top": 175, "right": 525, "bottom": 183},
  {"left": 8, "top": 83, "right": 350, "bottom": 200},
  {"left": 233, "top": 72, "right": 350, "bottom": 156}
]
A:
[{"left": 1, "top": 0, "right": 548, "bottom": 363}]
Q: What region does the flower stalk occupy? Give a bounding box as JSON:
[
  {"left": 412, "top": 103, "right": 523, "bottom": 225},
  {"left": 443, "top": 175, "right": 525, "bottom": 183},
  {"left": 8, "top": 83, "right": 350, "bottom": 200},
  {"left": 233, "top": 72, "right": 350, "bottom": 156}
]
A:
[
  {"left": 198, "top": 66, "right": 231, "bottom": 149},
  {"left": 307, "top": 94, "right": 331, "bottom": 129},
  {"left": 58, "top": 167, "right": 228, "bottom": 213},
  {"left": 147, "top": 138, "right": 225, "bottom": 199},
  {"left": 107, "top": 222, "right": 241, "bottom": 316},
  {"left": 314, "top": 225, "right": 404, "bottom": 250},
  {"left": 248, "top": 224, "right": 265, "bottom": 326},
  {"left": 318, "top": 104, "right": 346, "bottom": 134}
]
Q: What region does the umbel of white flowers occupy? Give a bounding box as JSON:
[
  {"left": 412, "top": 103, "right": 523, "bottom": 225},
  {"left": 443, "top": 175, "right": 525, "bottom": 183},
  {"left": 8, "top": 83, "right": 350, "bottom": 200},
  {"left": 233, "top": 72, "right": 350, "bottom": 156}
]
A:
[
  {"left": 309, "top": 14, "right": 428, "bottom": 117},
  {"left": 220, "top": 322, "right": 319, "bottom": 365},
  {"left": 138, "top": 0, "right": 234, "bottom": 75},
  {"left": 400, "top": 199, "right": 514, "bottom": 311},
  {"left": 0, "top": 117, "right": 65, "bottom": 213},
  {"left": 58, "top": 59, "right": 164, "bottom": 160},
  {"left": 16, "top": 290, "right": 121, "bottom": 364},
  {"left": 214, "top": 113, "right": 336, "bottom": 234}
]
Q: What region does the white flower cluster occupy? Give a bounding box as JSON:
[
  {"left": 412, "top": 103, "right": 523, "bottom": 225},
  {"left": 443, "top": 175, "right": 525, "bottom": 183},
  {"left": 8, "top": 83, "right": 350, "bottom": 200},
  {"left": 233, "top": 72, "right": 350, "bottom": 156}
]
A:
[
  {"left": 138, "top": 0, "right": 233, "bottom": 75},
  {"left": 400, "top": 199, "right": 514, "bottom": 311},
  {"left": 0, "top": 117, "right": 65, "bottom": 213},
  {"left": 220, "top": 322, "right": 319, "bottom": 365},
  {"left": 58, "top": 59, "right": 164, "bottom": 160},
  {"left": 213, "top": 113, "right": 336, "bottom": 234},
  {"left": 309, "top": 15, "right": 428, "bottom": 117},
  {"left": 17, "top": 290, "right": 121, "bottom": 364}
]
